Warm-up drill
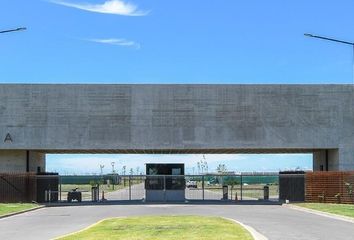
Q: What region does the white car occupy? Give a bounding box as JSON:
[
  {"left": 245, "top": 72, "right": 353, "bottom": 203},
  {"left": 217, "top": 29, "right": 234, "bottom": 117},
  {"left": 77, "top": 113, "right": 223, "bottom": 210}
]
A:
[{"left": 186, "top": 181, "right": 197, "bottom": 188}]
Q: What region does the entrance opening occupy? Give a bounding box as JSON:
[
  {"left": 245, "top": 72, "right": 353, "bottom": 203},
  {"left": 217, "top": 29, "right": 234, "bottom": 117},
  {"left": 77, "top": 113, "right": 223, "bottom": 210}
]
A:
[{"left": 43, "top": 153, "right": 312, "bottom": 203}]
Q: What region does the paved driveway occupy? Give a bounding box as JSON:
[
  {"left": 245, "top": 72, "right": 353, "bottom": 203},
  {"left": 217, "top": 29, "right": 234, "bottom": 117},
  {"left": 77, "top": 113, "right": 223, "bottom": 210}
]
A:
[{"left": 0, "top": 204, "right": 353, "bottom": 240}]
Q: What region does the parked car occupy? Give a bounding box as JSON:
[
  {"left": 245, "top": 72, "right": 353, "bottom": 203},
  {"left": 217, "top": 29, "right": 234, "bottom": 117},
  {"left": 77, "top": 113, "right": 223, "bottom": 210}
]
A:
[{"left": 186, "top": 180, "right": 197, "bottom": 188}]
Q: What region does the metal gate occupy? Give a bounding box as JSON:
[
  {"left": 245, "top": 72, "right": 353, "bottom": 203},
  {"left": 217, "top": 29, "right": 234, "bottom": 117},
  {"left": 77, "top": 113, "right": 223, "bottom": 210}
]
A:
[{"left": 38, "top": 173, "right": 279, "bottom": 203}]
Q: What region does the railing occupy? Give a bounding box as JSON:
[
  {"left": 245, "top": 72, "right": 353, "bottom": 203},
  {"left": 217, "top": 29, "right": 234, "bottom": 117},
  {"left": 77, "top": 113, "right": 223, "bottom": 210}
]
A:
[
  {"left": 4, "top": 172, "right": 354, "bottom": 204},
  {"left": 35, "top": 173, "right": 279, "bottom": 203}
]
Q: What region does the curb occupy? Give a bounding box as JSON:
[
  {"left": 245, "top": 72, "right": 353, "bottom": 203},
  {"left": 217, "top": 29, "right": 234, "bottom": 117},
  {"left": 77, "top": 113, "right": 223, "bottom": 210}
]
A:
[
  {"left": 53, "top": 217, "right": 123, "bottom": 240},
  {"left": 0, "top": 205, "right": 45, "bottom": 220},
  {"left": 223, "top": 217, "right": 268, "bottom": 240},
  {"left": 283, "top": 204, "right": 354, "bottom": 224}
]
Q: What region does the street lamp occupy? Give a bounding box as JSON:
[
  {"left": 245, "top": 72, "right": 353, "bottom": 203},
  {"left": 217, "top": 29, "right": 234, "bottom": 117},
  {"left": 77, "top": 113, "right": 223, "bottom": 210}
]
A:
[
  {"left": 0, "top": 27, "right": 26, "bottom": 34},
  {"left": 111, "top": 162, "right": 115, "bottom": 174},
  {"left": 99, "top": 164, "right": 105, "bottom": 175},
  {"left": 304, "top": 33, "right": 354, "bottom": 84}
]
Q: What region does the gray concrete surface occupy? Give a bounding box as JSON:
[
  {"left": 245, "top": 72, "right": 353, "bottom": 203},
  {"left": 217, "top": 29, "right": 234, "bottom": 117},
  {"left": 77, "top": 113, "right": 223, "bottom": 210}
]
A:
[
  {"left": 1, "top": 84, "right": 354, "bottom": 171},
  {"left": 104, "top": 183, "right": 225, "bottom": 201},
  {"left": 0, "top": 150, "right": 45, "bottom": 173},
  {"left": 0, "top": 204, "right": 353, "bottom": 240}
]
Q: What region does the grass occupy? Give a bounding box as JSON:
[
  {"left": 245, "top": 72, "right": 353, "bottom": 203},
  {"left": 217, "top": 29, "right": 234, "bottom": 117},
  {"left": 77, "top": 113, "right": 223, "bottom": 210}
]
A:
[
  {"left": 0, "top": 203, "right": 39, "bottom": 217},
  {"left": 58, "top": 215, "right": 253, "bottom": 240},
  {"left": 294, "top": 203, "right": 354, "bottom": 218}
]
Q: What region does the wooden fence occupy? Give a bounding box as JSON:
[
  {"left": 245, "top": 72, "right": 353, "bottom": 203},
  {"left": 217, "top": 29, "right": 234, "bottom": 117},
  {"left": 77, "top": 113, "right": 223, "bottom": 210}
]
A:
[
  {"left": 305, "top": 172, "right": 354, "bottom": 204},
  {"left": 0, "top": 173, "right": 37, "bottom": 203}
]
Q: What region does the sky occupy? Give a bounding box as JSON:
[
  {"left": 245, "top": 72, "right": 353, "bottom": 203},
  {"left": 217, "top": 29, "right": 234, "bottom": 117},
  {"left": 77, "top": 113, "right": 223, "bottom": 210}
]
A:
[
  {"left": 46, "top": 154, "right": 312, "bottom": 175},
  {"left": 2, "top": 0, "right": 352, "bottom": 174},
  {"left": 1, "top": 0, "right": 354, "bottom": 84}
]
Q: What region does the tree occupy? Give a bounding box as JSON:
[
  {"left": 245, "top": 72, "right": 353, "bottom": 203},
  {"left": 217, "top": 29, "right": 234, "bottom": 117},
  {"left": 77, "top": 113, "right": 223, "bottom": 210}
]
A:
[
  {"left": 216, "top": 164, "right": 228, "bottom": 185},
  {"left": 216, "top": 164, "right": 227, "bottom": 174},
  {"left": 200, "top": 160, "right": 205, "bottom": 174}
]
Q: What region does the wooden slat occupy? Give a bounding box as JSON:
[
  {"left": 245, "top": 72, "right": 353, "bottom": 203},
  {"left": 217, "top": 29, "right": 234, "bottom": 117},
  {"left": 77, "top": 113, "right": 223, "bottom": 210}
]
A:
[{"left": 305, "top": 172, "right": 354, "bottom": 204}]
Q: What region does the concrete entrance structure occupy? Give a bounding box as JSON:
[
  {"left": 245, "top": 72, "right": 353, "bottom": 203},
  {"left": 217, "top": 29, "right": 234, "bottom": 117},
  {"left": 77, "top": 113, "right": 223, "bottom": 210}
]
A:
[{"left": 0, "top": 84, "right": 353, "bottom": 172}]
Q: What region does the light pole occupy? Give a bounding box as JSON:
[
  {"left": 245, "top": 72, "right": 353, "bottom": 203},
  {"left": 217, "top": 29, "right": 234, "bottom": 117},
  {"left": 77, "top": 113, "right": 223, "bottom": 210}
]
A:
[
  {"left": 304, "top": 33, "right": 354, "bottom": 84},
  {"left": 99, "top": 164, "right": 105, "bottom": 175},
  {"left": 0, "top": 27, "right": 26, "bottom": 34},
  {"left": 111, "top": 162, "right": 115, "bottom": 174}
]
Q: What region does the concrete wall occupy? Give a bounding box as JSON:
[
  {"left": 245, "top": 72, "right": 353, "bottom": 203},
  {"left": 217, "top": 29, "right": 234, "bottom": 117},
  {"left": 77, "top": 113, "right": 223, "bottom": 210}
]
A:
[
  {"left": 0, "top": 150, "right": 45, "bottom": 173},
  {"left": 313, "top": 149, "right": 339, "bottom": 171},
  {"left": 0, "top": 84, "right": 353, "bottom": 170}
]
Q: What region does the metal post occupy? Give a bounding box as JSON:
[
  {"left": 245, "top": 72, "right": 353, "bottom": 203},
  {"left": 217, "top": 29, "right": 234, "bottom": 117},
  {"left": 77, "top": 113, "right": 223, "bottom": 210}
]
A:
[
  {"left": 129, "top": 176, "right": 132, "bottom": 200},
  {"left": 44, "top": 190, "right": 48, "bottom": 202},
  {"left": 26, "top": 151, "right": 30, "bottom": 172},
  {"left": 59, "top": 176, "right": 62, "bottom": 202},
  {"left": 0, "top": 27, "right": 26, "bottom": 34},
  {"left": 202, "top": 175, "right": 205, "bottom": 201},
  {"left": 163, "top": 175, "right": 166, "bottom": 202},
  {"left": 325, "top": 150, "right": 329, "bottom": 171},
  {"left": 304, "top": 33, "right": 354, "bottom": 84},
  {"left": 240, "top": 175, "right": 243, "bottom": 201}
]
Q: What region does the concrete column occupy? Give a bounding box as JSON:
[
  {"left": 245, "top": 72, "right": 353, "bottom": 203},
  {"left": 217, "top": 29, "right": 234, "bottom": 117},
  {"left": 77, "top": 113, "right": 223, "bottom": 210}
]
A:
[
  {"left": 313, "top": 149, "right": 339, "bottom": 171},
  {"left": 29, "top": 151, "right": 46, "bottom": 173},
  {"left": 338, "top": 145, "right": 354, "bottom": 171},
  {"left": 0, "top": 150, "right": 45, "bottom": 173}
]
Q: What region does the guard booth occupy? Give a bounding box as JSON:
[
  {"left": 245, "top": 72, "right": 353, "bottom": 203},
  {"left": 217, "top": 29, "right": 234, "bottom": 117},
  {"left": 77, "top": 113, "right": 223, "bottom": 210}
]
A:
[{"left": 145, "top": 163, "right": 185, "bottom": 201}]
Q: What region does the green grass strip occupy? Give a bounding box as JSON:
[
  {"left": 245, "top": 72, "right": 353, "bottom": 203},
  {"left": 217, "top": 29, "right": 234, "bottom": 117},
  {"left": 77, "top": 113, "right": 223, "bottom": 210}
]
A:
[
  {"left": 295, "top": 203, "right": 354, "bottom": 218},
  {"left": 0, "top": 203, "right": 39, "bottom": 217},
  {"left": 59, "top": 215, "right": 253, "bottom": 240}
]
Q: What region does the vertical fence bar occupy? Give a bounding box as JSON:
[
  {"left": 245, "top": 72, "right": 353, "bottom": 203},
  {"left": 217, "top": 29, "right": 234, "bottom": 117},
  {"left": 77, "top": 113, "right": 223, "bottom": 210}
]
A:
[
  {"left": 202, "top": 175, "right": 205, "bottom": 201},
  {"left": 59, "top": 176, "right": 62, "bottom": 202},
  {"left": 129, "top": 176, "right": 132, "bottom": 201},
  {"left": 240, "top": 174, "right": 243, "bottom": 201},
  {"left": 163, "top": 175, "right": 166, "bottom": 202}
]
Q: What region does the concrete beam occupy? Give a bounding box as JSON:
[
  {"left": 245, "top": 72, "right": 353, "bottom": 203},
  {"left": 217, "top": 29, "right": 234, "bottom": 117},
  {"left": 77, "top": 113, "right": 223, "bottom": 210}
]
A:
[{"left": 0, "top": 84, "right": 353, "bottom": 171}]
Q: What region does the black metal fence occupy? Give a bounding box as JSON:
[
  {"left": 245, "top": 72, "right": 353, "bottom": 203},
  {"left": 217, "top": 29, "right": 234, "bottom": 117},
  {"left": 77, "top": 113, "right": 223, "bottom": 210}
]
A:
[
  {"left": 31, "top": 173, "right": 280, "bottom": 203},
  {"left": 279, "top": 172, "right": 305, "bottom": 202},
  {"left": 6, "top": 172, "right": 354, "bottom": 204}
]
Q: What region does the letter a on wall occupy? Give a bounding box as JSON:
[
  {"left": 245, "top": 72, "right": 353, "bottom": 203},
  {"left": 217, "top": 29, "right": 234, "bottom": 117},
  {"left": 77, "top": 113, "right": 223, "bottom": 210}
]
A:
[{"left": 4, "top": 133, "right": 12, "bottom": 143}]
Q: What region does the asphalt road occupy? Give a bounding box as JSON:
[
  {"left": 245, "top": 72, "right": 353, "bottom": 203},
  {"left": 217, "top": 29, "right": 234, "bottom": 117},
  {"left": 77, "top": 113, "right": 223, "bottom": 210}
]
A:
[
  {"left": 0, "top": 204, "right": 353, "bottom": 240},
  {"left": 105, "top": 183, "right": 250, "bottom": 201}
]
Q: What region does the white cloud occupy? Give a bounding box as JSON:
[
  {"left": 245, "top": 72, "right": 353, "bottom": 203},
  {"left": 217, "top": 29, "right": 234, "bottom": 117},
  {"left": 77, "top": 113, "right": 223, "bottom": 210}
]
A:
[
  {"left": 88, "top": 38, "right": 141, "bottom": 49},
  {"left": 50, "top": 0, "right": 149, "bottom": 16}
]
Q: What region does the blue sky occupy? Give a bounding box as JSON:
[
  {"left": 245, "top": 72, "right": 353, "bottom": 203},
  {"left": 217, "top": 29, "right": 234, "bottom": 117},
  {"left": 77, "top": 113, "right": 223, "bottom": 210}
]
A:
[
  {"left": 2, "top": 0, "right": 352, "bottom": 174},
  {"left": 46, "top": 154, "right": 312, "bottom": 175},
  {"left": 1, "top": 0, "right": 354, "bottom": 84}
]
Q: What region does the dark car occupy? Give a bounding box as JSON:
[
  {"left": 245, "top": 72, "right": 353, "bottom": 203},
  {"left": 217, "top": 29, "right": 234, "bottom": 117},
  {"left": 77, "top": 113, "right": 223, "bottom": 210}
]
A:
[{"left": 67, "top": 188, "right": 82, "bottom": 202}]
